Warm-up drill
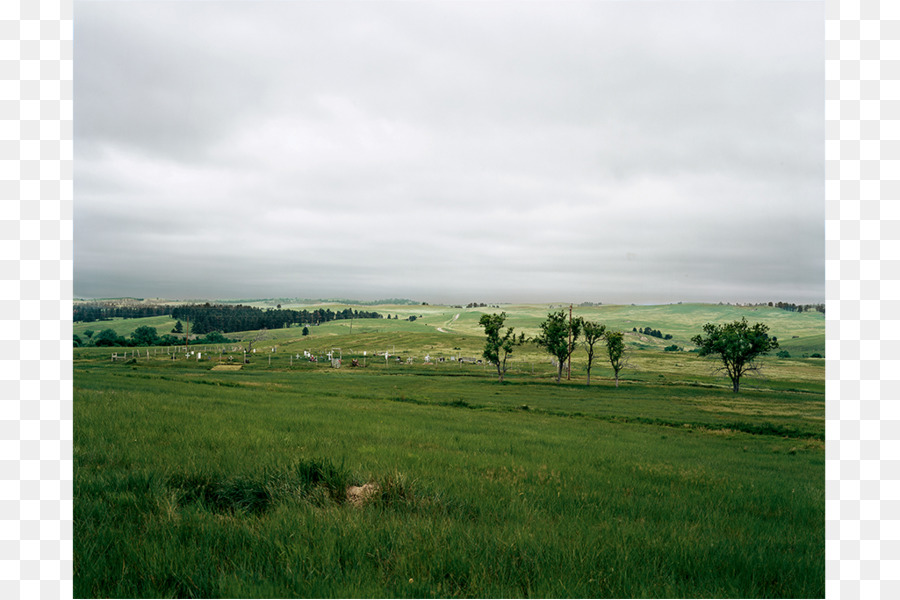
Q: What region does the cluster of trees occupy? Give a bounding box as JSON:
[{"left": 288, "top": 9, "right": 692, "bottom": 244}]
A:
[
  {"left": 769, "top": 302, "right": 825, "bottom": 314},
  {"left": 74, "top": 326, "right": 235, "bottom": 348},
  {"left": 478, "top": 310, "right": 627, "bottom": 387},
  {"left": 632, "top": 326, "right": 673, "bottom": 340},
  {"left": 74, "top": 303, "right": 171, "bottom": 323},
  {"left": 479, "top": 311, "right": 780, "bottom": 393},
  {"left": 169, "top": 304, "right": 383, "bottom": 335},
  {"left": 76, "top": 301, "right": 390, "bottom": 332}
]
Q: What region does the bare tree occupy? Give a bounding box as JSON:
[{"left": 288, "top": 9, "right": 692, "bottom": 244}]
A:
[{"left": 244, "top": 327, "right": 268, "bottom": 362}]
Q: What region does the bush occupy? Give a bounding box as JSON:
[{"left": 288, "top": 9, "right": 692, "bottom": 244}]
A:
[
  {"left": 202, "top": 331, "right": 232, "bottom": 344},
  {"left": 130, "top": 325, "right": 160, "bottom": 347},
  {"left": 94, "top": 328, "right": 125, "bottom": 347},
  {"left": 776, "top": 350, "right": 791, "bottom": 359},
  {"left": 663, "top": 344, "right": 680, "bottom": 352}
]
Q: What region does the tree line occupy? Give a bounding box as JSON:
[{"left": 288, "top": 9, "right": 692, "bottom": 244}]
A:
[
  {"left": 74, "top": 302, "right": 386, "bottom": 332},
  {"left": 632, "top": 326, "right": 673, "bottom": 340},
  {"left": 74, "top": 303, "right": 171, "bottom": 322},
  {"left": 170, "top": 303, "right": 384, "bottom": 335},
  {"left": 769, "top": 302, "right": 824, "bottom": 314},
  {"left": 480, "top": 311, "right": 780, "bottom": 393},
  {"left": 74, "top": 326, "right": 235, "bottom": 348},
  {"left": 479, "top": 310, "right": 628, "bottom": 386}
]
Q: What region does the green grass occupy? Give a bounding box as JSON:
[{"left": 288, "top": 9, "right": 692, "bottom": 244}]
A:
[
  {"left": 75, "top": 311, "right": 824, "bottom": 598},
  {"left": 74, "top": 302, "right": 826, "bottom": 356}
]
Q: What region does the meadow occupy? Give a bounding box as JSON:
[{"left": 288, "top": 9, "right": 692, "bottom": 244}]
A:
[{"left": 74, "top": 302, "right": 824, "bottom": 598}]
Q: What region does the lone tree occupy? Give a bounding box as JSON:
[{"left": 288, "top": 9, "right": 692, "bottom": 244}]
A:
[
  {"left": 130, "top": 325, "right": 160, "bottom": 347},
  {"left": 93, "top": 328, "right": 123, "bottom": 347},
  {"left": 581, "top": 319, "right": 607, "bottom": 386},
  {"left": 535, "top": 309, "right": 581, "bottom": 383},
  {"left": 691, "top": 318, "right": 779, "bottom": 393},
  {"left": 478, "top": 312, "right": 525, "bottom": 383},
  {"left": 604, "top": 330, "right": 628, "bottom": 387}
]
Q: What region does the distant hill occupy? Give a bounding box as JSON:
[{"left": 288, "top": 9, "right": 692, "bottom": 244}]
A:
[{"left": 209, "top": 298, "right": 422, "bottom": 306}]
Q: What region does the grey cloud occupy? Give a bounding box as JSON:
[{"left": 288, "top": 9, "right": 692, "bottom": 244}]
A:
[{"left": 75, "top": 1, "right": 824, "bottom": 304}]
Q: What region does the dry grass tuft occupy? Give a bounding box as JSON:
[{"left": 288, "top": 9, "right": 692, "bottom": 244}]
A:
[{"left": 346, "top": 482, "right": 381, "bottom": 507}]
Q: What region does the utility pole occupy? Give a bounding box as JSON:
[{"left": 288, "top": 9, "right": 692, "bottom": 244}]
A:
[{"left": 567, "top": 304, "right": 573, "bottom": 380}]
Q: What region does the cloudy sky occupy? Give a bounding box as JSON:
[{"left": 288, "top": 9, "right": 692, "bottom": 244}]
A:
[{"left": 74, "top": 0, "right": 823, "bottom": 305}]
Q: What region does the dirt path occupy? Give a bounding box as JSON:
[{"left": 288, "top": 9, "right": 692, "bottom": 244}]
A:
[{"left": 436, "top": 313, "right": 459, "bottom": 334}]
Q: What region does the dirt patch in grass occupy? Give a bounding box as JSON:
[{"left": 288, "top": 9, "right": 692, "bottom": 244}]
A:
[
  {"left": 211, "top": 364, "right": 243, "bottom": 371},
  {"left": 346, "top": 482, "right": 381, "bottom": 507}
]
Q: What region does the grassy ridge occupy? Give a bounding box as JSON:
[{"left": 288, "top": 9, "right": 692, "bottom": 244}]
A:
[
  {"left": 75, "top": 336, "right": 824, "bottom": 598},
  {"left": 74, "top": 302, "right": 826, "bottom": 356}
]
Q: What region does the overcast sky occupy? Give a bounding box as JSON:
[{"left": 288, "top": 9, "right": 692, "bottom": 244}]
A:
[{"left": 74, "top": 0, "right": 823, "bottom": 305}]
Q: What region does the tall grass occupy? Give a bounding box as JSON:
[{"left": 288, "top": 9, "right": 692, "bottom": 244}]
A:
[{"left": 75, "top": 347, "right": 824, "bottom": 598}]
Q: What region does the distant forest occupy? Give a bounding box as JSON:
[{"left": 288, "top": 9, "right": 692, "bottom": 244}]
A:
[
  {"left": 769, "top": 302, "right": 825, "bottom": 313},
  {"left": 73, "top": 302, "right": 382, "bottom": 334},
  {"left": 170, "top": 304, "right": 382, "bottom": 334},
  {"left": 74, "top": 303, "right": 171, "bottom": 322}
]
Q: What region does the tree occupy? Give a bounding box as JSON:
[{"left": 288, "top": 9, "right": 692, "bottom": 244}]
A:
[
  {"left": 172, "top": 320, "right": 183, "bottom": 334},
  {"left": 130, "top": 325, "right": 160, "bottom": 347},
  {"left": 93, "top": 328, "right": 123, "bottom": 347},
  {"left": 478, "top": 312, "right": 525, "bottom": 383},
  {"left": 202, "top": 331, "right": 231, "bottom": 344},
  {"left": 604, "top": 330, "right": 627, "bottom": 387},
  {"left": 245, "top": 327, "right": 268, "bottom": 358},
  {"left": 535, "top": 310, "right": 581, "bottom": 383},
  {"left": 690, "top": 318, "right": 779, "bottom": 393},
  {"left": 158, "top": 334, "right": 180, "bottom": 346},
  {"left": 83, "top": 330, "right": 95, "bottom": 342},
  {"left": 302, "top": 326, "right": 309, "bottom": 336},
  {"left": 580, "top": 320, "right": 606, "bottom": 386}
]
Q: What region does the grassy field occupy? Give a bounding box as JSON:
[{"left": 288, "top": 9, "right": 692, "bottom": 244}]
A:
[
  {"left": 75, "top": 302, "right": 825, "bottom": 357},
  {"left": 74, "top": 303, "right": 824, "bottom": 598}
]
